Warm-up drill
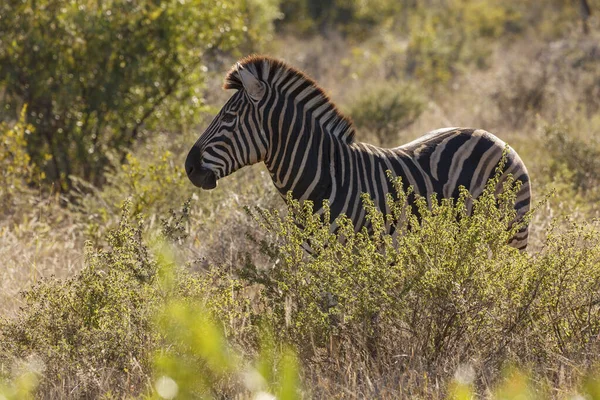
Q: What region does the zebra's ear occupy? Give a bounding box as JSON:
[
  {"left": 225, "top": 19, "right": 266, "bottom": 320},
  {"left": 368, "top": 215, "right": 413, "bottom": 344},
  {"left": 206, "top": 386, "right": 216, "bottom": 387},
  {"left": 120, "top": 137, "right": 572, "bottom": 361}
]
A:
[{"left": 237, "top": 63, "right": 265, "bottom": 102}]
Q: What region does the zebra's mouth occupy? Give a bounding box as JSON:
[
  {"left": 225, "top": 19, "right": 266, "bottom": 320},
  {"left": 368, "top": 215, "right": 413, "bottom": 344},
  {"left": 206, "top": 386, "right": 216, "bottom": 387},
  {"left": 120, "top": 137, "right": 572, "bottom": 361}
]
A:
[
  {"left": 188, "top": 167, "right": 217, "bottom": 190},
  {"left": 185, "top": 146, "right": 218, "bottom": 190}
]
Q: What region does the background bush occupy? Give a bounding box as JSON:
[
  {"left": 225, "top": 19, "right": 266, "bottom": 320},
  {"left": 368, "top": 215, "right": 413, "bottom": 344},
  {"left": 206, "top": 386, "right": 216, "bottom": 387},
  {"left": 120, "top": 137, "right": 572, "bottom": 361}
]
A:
[
  {"left": 348, "top": 83, "right": 426, "bottom": 146},
  {"left": 0, "top": 0, "right": 276, "bottom": 189}
]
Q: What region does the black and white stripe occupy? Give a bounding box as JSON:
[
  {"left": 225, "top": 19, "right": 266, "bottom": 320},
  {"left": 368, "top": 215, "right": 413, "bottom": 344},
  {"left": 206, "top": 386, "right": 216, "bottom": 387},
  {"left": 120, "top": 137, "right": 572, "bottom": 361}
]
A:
[{"left": 185, "top": 56, "right": 531, "bottom": 249}]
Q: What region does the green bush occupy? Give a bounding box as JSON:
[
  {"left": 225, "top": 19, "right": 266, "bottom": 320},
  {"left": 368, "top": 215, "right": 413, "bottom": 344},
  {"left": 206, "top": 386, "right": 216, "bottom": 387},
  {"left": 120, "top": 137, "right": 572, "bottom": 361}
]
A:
[
  {"left": 70, "top": 133, "right": 280, "bottom": 251},
  {"left": 0, "top": 0, "right": 278, "bottom": 189},
  {"left": 245, "top": 171, "right": 532, "bottom": 360},
  {"left": 243, "top": 168, "right": 600, "bottom": 390},
  {"left": 3, "top": 168, "right": 600, "bottom": 397},
  {"left": 71, "top": 139, "right": 194, "bottom": 223},
  {"left": 0, "top": 199, "right": 293, "bottom": 399},
  {"left": 348, "top": 83, "right": 425, "bottom": 146}
]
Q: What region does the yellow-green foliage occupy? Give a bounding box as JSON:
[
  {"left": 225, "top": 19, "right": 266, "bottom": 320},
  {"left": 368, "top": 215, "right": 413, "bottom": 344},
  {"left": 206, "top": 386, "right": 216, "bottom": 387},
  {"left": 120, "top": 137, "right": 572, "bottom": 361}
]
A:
[
  {"left": 0, "top": 367, "right": 39, "bottom": 400},
  {"left": 71, "top": 135, "right": 196, "bottom": 240},
  {"left": 0, "top": 201, "right": 297, "bottom": 399},
  {"left": 0, "top": 203, "right": 162, "bottom": 398},
  {"left": 152, "top": 300, "right": 299, "bottom": 399},
  {"left": 113, "top": 150, "right": 190, "bottom": 215},
  {"left": 0, "top": 106, "right": 39, "bottom": 209},
  {"left": 2, "top": 170, "right": 600, "bottom": 397},
  {"left": 245, "top": 170, "right": 531, "bottom": 356}
]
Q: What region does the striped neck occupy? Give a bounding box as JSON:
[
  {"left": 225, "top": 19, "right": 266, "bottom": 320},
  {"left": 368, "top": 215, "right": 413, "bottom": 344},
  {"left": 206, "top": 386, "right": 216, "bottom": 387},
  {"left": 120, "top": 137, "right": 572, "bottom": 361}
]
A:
[
  {"left": 262, "top": 76, "right": 355, "bottom": 195},
  {"left": 224, "top": 56, "right": 356, "bottom": 199}
]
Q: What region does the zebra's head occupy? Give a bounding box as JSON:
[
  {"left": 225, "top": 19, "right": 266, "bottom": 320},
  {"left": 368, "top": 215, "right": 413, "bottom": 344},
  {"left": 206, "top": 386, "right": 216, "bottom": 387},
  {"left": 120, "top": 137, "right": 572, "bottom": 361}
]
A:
[{"left": 185, "top": 60, "right": 268, "bottom": 189}]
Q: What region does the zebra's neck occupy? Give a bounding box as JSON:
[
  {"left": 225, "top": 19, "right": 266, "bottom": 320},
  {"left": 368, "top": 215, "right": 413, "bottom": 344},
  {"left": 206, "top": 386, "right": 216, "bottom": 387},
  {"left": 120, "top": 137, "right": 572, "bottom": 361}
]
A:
[
  {"left": 262, "top": 82, "right": 355, "bottom": 201},
  {"left": 227, "top": 56, "right": 356, "bottom": 201}
]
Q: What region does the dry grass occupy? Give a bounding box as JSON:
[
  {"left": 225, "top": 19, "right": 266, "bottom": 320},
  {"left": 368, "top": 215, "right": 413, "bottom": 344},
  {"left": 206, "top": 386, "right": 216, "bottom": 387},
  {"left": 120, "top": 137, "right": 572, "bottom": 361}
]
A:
[{"left": 0, "top": 196, "right": 84, "bottom": 317}]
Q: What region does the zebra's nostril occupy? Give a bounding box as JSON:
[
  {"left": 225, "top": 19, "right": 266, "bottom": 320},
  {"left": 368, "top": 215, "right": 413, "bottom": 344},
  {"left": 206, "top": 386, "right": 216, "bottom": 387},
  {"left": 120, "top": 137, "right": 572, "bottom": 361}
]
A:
[{"left": 185, "top": 146, "right": 203, "bottom": 177}]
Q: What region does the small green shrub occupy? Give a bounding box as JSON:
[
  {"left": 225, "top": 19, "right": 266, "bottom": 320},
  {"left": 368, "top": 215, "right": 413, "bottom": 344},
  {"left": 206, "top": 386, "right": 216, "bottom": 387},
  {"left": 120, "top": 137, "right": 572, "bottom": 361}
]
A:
[
  {"left": 0, "top": 199, "right": 297, "bottom": 399},
  {"left": 0, "top": 202, "right": 161, "bottom": 398},
  {"left": 74, "top": 143, "right": 193, "bottom": 220},
  {"left": 70, "top": 134, "right": 278, "bottom": 251},
  {"left": 348, "top": 83, "right": 425, "bottom": 146}
]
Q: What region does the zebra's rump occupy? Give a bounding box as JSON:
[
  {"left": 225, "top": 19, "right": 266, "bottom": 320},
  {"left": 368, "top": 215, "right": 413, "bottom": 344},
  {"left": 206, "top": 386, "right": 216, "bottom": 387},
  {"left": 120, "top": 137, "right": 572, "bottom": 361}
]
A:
[{"left": 402, "top": 128, "right": 526, "bottom": 193}]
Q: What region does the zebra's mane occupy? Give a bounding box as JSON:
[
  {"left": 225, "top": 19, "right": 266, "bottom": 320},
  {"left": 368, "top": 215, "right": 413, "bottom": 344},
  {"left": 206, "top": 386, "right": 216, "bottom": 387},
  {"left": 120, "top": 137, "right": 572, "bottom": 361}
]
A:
[{"left": 224, "top": 55, "right": 356, "bottom": 144}]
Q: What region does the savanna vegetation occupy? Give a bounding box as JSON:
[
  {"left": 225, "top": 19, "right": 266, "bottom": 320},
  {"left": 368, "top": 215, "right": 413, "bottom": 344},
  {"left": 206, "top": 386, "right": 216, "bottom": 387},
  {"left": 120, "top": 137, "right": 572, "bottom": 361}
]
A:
[{"left": 1, "top": 0, "right": 600, "bottom": 398}]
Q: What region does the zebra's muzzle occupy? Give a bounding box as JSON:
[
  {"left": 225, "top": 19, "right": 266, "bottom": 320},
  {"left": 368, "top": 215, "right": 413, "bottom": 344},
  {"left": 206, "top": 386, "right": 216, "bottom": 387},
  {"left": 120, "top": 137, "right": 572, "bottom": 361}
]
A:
[
  {"left": 188, "top": 167, "right": 217, "bottom": 189},
  {"left": 185, "top": 147, "right": 218, "bottom": 190}
]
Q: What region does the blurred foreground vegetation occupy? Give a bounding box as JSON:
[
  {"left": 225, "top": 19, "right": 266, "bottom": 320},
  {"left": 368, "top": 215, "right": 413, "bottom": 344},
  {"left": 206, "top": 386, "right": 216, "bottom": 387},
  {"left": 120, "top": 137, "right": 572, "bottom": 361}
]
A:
[{"left": 1, "top": 0, "right": 600, "bottom": 398}]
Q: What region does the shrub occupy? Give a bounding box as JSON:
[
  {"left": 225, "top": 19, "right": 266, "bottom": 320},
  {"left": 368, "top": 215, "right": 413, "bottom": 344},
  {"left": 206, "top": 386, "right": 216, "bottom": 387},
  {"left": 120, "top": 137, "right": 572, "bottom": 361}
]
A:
[
  {"left": 277, "top": 0, "right": 402, "bottom": 37},
  {"left": 72, "top": 139, "right": 193, "bottom": 221},
  {"left": 541, "top": 38, "right": 600, "bottom": 117},
  {"left": 0, "top": 198, "right": 292, "bottom": 399},
  {"left": 348, "top": 83, "right": 425, "bottom": 146},
  {"left": 243, "top": 166, "right": 600, "bottom": 393},
  {"left": 245, "top": 170, "right": 532, "bottom": 361},
  {"left": 0, "top": 0, "right": 279, "bottom": 189},
  {"left": 543, "top": 121, "right": 600, "bottom": 197},
  {"left": 492, "top": 61, "right": 548, "bottom": 129},
  {"left": 0, "top": 202, "right": 161, "bottom": 398},
  {"left": 3, "top": 166, "right": 600, "bottom": 397},
  {"left": 70, "top": 133, "right": 281, "bottom": 255}
]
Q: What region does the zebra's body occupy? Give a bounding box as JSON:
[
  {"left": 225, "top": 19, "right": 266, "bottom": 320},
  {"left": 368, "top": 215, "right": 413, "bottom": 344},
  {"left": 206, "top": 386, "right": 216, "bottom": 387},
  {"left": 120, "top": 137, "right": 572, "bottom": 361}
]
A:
[{"left": 185, "top": 56, "right": 531, "bottom": 249}]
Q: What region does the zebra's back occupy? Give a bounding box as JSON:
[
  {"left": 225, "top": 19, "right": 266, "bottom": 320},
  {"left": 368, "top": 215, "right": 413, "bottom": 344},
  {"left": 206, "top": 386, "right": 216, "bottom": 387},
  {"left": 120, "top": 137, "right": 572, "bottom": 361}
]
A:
[{"left": 350, "top": 128, "right": 531, "bottom": 249}]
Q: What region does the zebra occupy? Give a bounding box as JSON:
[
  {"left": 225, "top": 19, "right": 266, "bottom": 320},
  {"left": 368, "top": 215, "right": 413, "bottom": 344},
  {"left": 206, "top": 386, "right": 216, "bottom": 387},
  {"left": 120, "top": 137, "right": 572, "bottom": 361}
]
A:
[{"left": 185, "top": 56, "right": 531, "bottom": 249}]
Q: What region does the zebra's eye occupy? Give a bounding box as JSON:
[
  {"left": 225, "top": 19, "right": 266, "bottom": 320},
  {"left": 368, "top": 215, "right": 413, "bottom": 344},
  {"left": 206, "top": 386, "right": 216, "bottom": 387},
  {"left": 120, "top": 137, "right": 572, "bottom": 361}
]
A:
[{"left": 221, "top": 113, "right": 236, "bottom": 123}]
